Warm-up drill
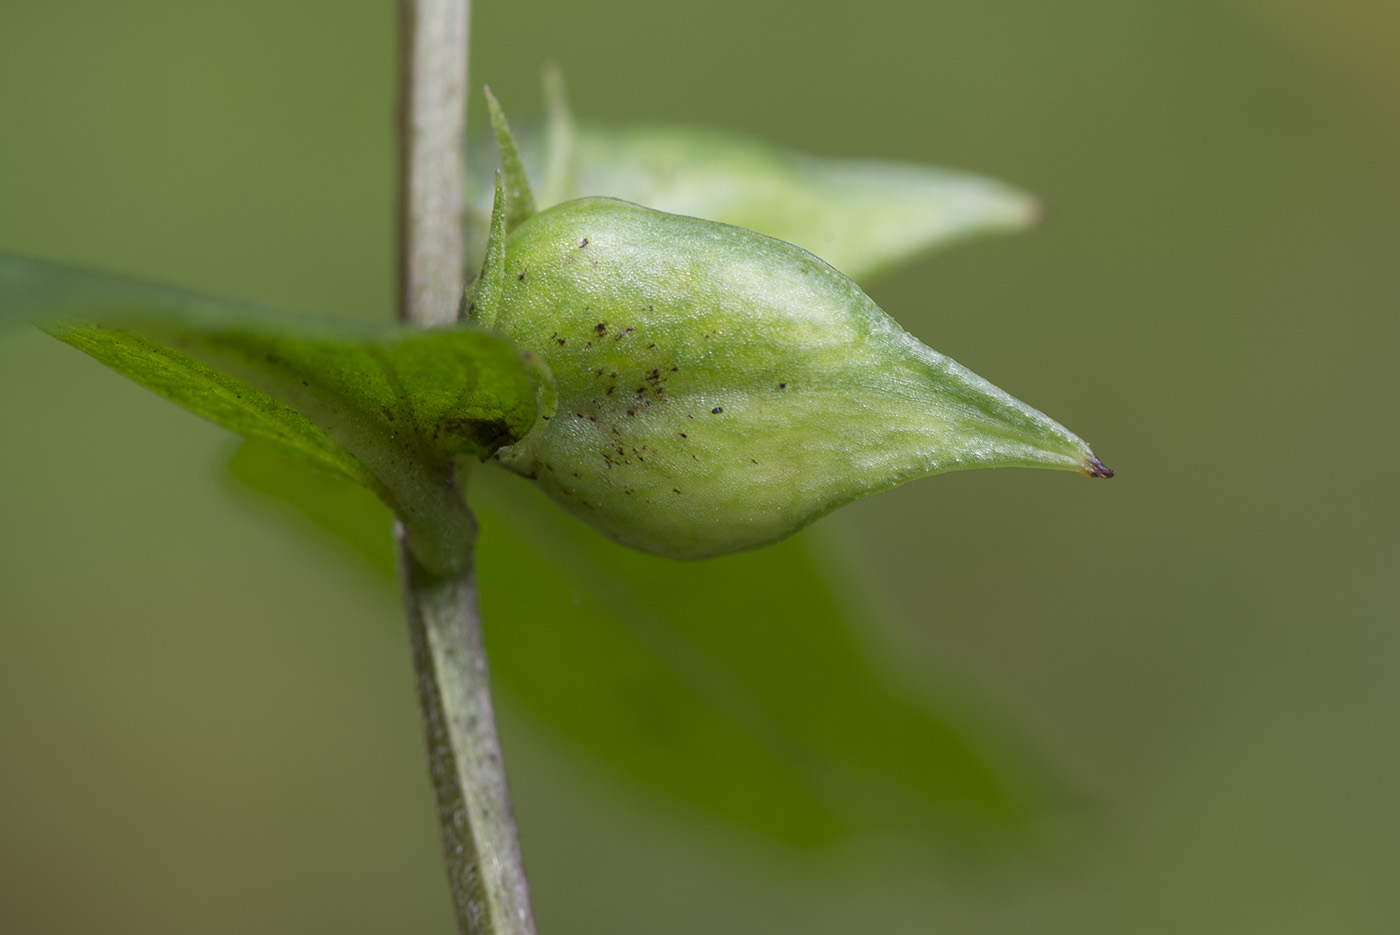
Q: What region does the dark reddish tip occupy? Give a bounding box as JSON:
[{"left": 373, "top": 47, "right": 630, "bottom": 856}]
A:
[{"left": 1083, "top": 452, "right": 1114, "bottom": 478}]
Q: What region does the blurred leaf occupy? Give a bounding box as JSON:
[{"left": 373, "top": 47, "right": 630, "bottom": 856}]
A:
[
  {"left": 1, "top": 252, "right": 537, "bottom": 572},
  {"left": 227, "top": 439, "right": 397, "bottom": 579},
  {"left": 228, "top": 442, "right": 1044, "bottom": 847},
  {"left": 473, "top": 469, "right": 1039, "bottom": 846},
  {"left": 467, "top": 119, "right": 1039, "bottom": 283}
]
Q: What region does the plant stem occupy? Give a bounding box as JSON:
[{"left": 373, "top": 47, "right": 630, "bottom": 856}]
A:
[
  {"left": 398, "top": 0, "right": 468, "bottom": 329},
  {"left": 396, "top": 2, "right": 537, "bottom": 933},
  {"left": 401, "top": 545, "right": 538, "bottom": 935}
]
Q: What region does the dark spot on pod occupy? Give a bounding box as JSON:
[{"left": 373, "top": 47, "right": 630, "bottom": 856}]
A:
[
  {"left": 711, "top": 407, "right": 723, "bottom": 414},
  {"left": 579, "top": 237, "right": 589, "bottom": 248},
  {"left": 647, "top": 343, "right": 656, "bottom": 350},
  {"left": 517, "top": 271, "right": 527, "bottom": 281},
  {"left": 595, "top": 369, "right": 604, "bottom": 376},
  {"left": 678, "top": 432, "right": 687, "bottom": 438},
  {"left": 606, "top": 386, "right": 615, "bottom": 395},
  {"left": 672, "top": 488, "right": 681, "bottom": 494},
  {"left": 595, "top": 322, "right": 607, "bottom": 334},
  {"left": 626, "top": 409, "right": 636, "bottom": 416},
  {"left": 615, "top": 328, "right": 634, "bottom": 341},
  {"left": 556, "top": 337, "right": 566, "bottom": 346},
  {"left": 751, "top": 459, "right": 758, "bottom": 464},
  {"left": 778, "top": 382, "right": 787, "bottom": 389},
  {"left": 381, "top": 406, "right": 395, "bottom": 422}
]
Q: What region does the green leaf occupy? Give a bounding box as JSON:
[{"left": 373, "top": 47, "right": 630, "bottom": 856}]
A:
[
  {"left": 0, "top": 252, "right": 537, "bottom": 574},
  {"left": 227, "top": 443, "right": 1047, "bottom": 847},
  {"left": 483, "top": 87, "right": 538, "bottom": 232},
  {"left": 469, "top": 173, "right": 510, "bottom": 326},
  {"left": 472, "top": 469, "right": 1043, "bottom": 848},
  {"left": 467, "top": 117, "right": 1040, "bottom": 283},
  {"left": 227, "top": 439, "right": 397, "bottom": 579}
]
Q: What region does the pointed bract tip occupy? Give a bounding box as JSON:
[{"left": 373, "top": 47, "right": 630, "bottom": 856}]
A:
[{"left": 1083, "top": 452, "right": 1114, "bottom": 478}]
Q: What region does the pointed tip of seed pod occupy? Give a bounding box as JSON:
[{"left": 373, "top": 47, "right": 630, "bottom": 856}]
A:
[{"left": 1082, "top": 452, "right": 1114, "bottom": 478}]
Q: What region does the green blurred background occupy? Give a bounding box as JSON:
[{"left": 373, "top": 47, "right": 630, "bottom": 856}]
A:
[{"left": 2, "top": 0, "right": 1397, "bottom": 931}]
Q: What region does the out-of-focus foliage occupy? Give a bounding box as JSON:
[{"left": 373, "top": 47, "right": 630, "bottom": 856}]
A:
[
  {"left": 230, "top": 439, "right": 1043, "bottom": 847},
  {"left": 465, "top": 83, "right": 1038, "bottom": 283}
]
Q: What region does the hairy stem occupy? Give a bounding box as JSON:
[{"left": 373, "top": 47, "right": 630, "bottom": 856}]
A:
[
  {"left": 402, "top": 545, "right": 538, "bottom": 935},
  {"left": 396, "top": 2, "right": 537, "bottom": 933}
]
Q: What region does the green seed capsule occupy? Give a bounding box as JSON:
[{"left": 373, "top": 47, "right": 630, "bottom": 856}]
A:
[{"left": 472, "top": 196, "right": 1108, "bottom": 559}]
